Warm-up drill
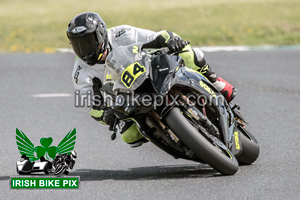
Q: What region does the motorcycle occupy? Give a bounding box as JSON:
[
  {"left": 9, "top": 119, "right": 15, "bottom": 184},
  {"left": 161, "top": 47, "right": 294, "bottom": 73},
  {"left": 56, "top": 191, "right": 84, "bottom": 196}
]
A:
[
  {"left": 52, "top": 153, "right": 75, "bottom": 175},
  {"left": 101, "top": 43, "right": 259, "bottom": 175}
]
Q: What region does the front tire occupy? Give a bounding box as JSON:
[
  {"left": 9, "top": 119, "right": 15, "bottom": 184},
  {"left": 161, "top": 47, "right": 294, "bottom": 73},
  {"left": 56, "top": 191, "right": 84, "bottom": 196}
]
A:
[
  {"left": 54, "top": 165, "right": 66, "bottom": 175},
  {"left": 235, "top": 126, "right": 260, "bottom": 165},
  {"left": 166, "top": 107, "right": 239, "bottom": 175}
]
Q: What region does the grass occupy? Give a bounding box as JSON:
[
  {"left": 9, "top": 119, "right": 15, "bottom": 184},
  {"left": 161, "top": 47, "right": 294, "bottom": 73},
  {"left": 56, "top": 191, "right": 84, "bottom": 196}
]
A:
[{"left": 1, "top": 0, "right": 300, "bottom": 53}]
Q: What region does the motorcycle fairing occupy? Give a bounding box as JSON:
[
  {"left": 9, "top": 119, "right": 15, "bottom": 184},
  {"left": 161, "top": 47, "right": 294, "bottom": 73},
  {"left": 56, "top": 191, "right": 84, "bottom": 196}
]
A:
[
  {"left": 150, "top": 54, "right": 182, "bottom": 94},
  {"left": 104, "top": 43, "right": 150, "bottom": 93},
  {"left": 158, "top": 66, "right": 237, "bottom": 149}
]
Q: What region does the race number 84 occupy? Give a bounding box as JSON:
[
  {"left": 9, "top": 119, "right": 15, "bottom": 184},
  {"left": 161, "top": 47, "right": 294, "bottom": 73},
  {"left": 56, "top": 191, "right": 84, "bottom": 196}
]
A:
[{"left": 121, "top": 62, "right": 146, "bottom": 88}]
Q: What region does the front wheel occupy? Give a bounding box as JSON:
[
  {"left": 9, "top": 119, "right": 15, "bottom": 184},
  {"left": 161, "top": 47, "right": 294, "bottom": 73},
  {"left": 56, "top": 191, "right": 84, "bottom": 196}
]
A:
[
  {"left": 165, "top": 107, "right": 239, "bottom": 175},
  {"left": 235, "top": 126, "right": 260, "bottom": 165},
  {"left": 54, "top": 164, "right": 67, "bottom": 175}
]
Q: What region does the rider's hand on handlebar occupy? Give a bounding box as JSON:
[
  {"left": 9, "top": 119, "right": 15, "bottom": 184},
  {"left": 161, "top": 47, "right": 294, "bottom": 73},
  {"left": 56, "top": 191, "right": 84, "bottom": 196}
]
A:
[
  {"left": 102, "top": 107, "right": 117, "bottom": 131},
  {"left": 167, "top": 37, "right": 188, "bottom": 53}
]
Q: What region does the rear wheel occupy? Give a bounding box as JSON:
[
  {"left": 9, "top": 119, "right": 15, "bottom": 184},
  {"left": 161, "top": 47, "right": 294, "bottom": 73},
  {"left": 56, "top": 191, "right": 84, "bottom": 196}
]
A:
[
  {"left": 44, "top": 163, "right": 51, "bottom": 174},
  {"left": 166, "top": 107, "right": 239, "bottom": 175},
  {"left": 235, "top": 126, "right": 260, "bottom": 165}
]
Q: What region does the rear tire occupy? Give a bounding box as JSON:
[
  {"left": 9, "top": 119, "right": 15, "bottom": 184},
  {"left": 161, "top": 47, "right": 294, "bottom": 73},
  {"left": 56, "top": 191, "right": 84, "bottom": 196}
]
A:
[
  {"left": 166, "top": 107, "right": 239, "bottom": 175},
  {"left": 235, "top": 126, "right": 260, "bottom": 165}
]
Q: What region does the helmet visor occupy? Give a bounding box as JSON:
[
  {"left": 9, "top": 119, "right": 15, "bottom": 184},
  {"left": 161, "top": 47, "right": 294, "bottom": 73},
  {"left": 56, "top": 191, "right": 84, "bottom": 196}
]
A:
[{"left": 69, "top": 32, "right": 99, "bottom": 59}]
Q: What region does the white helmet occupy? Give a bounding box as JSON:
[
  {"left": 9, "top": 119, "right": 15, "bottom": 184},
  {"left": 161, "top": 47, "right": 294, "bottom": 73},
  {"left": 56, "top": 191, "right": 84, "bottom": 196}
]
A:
[{"left": 70, "top": 150, "right": 77, "bottom": 159}]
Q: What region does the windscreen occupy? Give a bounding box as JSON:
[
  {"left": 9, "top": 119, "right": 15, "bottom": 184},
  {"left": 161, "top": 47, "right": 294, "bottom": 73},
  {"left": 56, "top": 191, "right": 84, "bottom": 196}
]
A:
[{"left": 104, "top": 43, "right": 149, "bottom": 93}]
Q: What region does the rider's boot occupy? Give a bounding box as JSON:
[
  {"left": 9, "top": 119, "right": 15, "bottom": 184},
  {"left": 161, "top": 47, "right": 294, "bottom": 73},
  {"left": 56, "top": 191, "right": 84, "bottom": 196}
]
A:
[{"left": 212, "top": 77, "right": 237, "bottom": 102}]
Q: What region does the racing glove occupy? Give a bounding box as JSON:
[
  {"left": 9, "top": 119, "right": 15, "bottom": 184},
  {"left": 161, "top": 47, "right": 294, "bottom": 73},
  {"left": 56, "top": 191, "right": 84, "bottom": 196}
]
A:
[
  {"left": 100, "top": 107, "right": 117, "bottom": 131},
  {"left": 142, "top": 30, "right": 188, "bottom": 53},
  {"left": 166, "top": 36, "right": 187, "bottom": 53},
  {"left": 89, "top": 77, "right": 116, "bottom": 130}
]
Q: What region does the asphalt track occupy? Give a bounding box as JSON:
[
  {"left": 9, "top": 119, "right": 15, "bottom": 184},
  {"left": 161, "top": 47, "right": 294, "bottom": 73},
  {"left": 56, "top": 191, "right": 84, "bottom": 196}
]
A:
[{"left": 0, "top": 49, "right": 299, "bottom": 200}]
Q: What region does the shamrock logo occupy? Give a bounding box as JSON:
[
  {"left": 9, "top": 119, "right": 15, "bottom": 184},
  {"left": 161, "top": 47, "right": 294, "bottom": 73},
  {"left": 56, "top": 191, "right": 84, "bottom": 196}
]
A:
[
  {"left": 16, "top": 128, "right": 76, "bottom": 161},
  {"left": 34, "top": 137, "right": 58, "bottom": 160}
]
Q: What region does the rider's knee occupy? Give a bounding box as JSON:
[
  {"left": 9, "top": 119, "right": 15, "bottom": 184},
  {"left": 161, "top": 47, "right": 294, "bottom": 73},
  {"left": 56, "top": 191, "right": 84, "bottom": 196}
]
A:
[{"left": 120, "top": 121, "right": 144, "bottom": 144}]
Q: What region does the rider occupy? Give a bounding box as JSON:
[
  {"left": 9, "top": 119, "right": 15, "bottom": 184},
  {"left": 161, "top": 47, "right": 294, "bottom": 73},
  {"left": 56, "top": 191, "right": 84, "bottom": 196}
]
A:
[{"left": 67, "top": 12, "right": 236, "bottom": 147}]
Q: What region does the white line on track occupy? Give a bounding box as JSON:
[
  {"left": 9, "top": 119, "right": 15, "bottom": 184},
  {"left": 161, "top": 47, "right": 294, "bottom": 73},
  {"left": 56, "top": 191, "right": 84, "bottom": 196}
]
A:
[
  {"left": 199, "top": 46, "right": 249, "bottom": 52},
  {"left": 56, "top": 48, "right": 74, "bottom": 53},
  {"left": 31, "top": 93, "right": 72, "bottom": 98}
]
